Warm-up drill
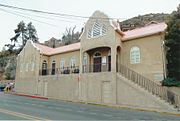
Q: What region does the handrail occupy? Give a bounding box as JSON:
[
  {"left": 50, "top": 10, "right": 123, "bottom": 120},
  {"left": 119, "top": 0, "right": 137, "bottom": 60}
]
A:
[
  {"left": 39, "top": 66, "right": 79, "bottom": 75},
  {"left": 82, "top": 63, "right": 111, "bottom": 73},
  {"left": 118, "top": 64, "right": 180, "bottom": 110}
]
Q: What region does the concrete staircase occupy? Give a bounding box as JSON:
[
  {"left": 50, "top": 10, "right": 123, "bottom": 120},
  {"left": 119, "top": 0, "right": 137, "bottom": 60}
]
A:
[{"left": 117, "top": 64, "right": 180, "bottom": 112}]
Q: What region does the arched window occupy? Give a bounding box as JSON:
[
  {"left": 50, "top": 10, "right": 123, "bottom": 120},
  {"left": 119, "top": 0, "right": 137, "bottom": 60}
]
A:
[
  {"left": 130, "top": 47, "right": 140, "bottom": 64},
  {"left": 88, "top": 22, "right": 107, "bottom": 38},
  {"left": 42, "top": 60, "right": 47, "bottom": 75},
  {"left": 94, "top": 52, "right": 101, "bottom": 58}
]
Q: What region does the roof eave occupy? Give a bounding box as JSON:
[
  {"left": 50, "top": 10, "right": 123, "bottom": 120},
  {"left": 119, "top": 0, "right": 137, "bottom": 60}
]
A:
[{"left": 122, "top": 31, "right": 164, "bottom": 41}]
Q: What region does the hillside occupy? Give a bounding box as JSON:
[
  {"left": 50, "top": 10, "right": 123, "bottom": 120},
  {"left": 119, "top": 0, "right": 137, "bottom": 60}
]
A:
[{"left": 120, "top": 13, "right": 170, "bottom": 31}]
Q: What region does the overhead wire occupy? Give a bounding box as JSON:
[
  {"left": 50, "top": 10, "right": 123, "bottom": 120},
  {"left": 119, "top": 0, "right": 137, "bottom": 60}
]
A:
[
  {"left": 0, "top": 3, "right": 127, "bottom": 20},
  {"left": 0, "top": 8, "right": 61, "bottom": 27},
  {"left": 3, "top": 8, "right": 81, "bottom": 23}
]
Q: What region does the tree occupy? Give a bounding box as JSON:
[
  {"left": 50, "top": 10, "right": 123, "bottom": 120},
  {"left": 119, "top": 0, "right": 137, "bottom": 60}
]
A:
[
  {"left": 61, "top": 26, "right": 80, "bottom": 45},
  {"left": 165, "top": 4, "right": 180, "bottom": 81},
  {"left": 4, "top": 57, "right": 16, "bottom": 80},
  {"left": 6, "top": 21, "right": 38, "bottom": 52},
  {"left": 27, "top": 22, "right": 38, "bottom": 42}
]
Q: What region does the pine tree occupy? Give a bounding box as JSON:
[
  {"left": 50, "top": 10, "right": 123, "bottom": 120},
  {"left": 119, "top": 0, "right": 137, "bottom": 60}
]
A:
[
  {"left": 6, "top": 21, "right": 38, "bottom": 52},
  {"left": 165, "top": 5, "right": 180, "bottom": 81}
]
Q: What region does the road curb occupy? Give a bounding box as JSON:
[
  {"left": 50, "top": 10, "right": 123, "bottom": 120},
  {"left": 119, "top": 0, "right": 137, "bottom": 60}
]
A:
[
  {"left": 5, "top": 92, "right": 48, "bottom": 100},
  {"left": 84, "top": 102, "right": 180, "bottom": 116},
  {"left": 4, "top": 92, "right": 180, "bottom": 116}
]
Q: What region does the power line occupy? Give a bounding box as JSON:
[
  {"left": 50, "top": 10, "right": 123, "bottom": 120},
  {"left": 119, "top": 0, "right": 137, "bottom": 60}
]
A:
[
  {"left": 0, "top": 4, "right": 126, "bottom": 20},
  {"left": 6, "top": 8, "right": 79, "bottom": 23},
  {"left": 0, "top": 8, "right": 60, "bottom": 27}
]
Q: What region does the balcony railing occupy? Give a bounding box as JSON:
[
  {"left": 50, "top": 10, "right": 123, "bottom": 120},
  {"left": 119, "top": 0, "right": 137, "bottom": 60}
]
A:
[
  {"left": 82, "top": 63, "right": 111, "bottom": 73},
  {"left": 118, "top": 64, "right": 180, "bottom": 110},
  {"left": 39, "top": 66, "right": 79, "bottom": 76}
]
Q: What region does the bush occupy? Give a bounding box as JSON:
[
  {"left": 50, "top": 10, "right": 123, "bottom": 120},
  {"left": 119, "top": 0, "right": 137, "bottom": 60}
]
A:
[{"left": 162, "top": 78, "right": 180, "bottom": 87}]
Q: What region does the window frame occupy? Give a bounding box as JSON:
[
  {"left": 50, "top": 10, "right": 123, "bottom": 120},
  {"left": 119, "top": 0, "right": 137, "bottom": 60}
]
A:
[{"left": 130, "top": 46, "right": 140, "bottom": 64}]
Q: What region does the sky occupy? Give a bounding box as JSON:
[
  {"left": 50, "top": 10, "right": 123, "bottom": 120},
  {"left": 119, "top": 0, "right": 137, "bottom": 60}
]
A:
[{"left": 0, "top": 0, "right": 179, "bottom": 50}]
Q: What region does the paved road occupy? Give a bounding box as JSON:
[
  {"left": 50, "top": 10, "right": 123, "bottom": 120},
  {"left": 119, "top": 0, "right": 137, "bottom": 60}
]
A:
[{"left": 0, "top": 92, "right": 180, "bottom": 120}]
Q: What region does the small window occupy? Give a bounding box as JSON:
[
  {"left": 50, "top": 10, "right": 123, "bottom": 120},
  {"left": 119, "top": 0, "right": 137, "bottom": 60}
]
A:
[
  {"left": 60, "top": 59, "right": 65, "bottom": 69},
  {"left": 42, "top": 60, "right": 47, "bottom": 70},
  {"left": 42, "top": 60, "right": 48, "bottom": 75},
  {"left": 130, "top": 46, "right": 140, "bottom": 64},
  {"left": 102, "top": 56, "right": 107, "bottom": 64},
  {"left": 70, "top": 57, "right": 76, "bottom": 67}
]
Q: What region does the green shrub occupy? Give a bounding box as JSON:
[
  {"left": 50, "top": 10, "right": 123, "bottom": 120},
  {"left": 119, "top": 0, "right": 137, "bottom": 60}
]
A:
[{"left": 162, "top": 78, "right": 180, "bottom": 87}]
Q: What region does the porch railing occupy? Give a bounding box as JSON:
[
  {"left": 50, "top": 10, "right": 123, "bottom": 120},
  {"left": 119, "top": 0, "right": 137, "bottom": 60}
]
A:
[
  {"left": 39, "top": 66, "right": 79, "bottom": 76},
  {"left": 82, "top": 63, "right": 111, "bottom": 73},
  {"left": 118, "top": 64, "right": 180, "bottom": 110}
]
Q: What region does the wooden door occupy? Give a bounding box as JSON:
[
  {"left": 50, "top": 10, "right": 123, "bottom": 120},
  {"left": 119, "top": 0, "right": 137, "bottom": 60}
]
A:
[
  {"left": 51, "top": 63, "right": 56, "bottom": 75},
  {"left": 93, "top": 57, "right": 101, "bottom": 72}
]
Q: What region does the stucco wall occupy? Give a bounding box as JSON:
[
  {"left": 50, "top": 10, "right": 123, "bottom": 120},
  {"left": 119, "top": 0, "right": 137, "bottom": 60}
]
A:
[
  {"left": 15, "top": 77, "right": 38, "bottom": 94},
  {"left": 80, "top": 11, "right": 116, "bottom": 52},
  {"left": 39, "top": 74, "right": 79, "bottom": 101},
  {"left": 15, "top": 41, "right": 40, "bottom": 94},
  {"left": 120, "top": 34, "right": 165, "bottom": 81},
  {"left": 48, "top": 50, "right": 80, "bottom": 69},
  {"left": 80, "top": 72, "right": 117, "bottom": 104}
]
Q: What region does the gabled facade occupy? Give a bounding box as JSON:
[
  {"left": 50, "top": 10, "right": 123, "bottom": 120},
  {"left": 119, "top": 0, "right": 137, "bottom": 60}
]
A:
[{"left": 15, "top": 11, "right": 173, "bottom": 111}]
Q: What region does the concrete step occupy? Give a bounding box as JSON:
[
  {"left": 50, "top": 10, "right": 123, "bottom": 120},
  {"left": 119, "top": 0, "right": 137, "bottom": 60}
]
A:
[{"left": 117, "top": 73, "right": 178, "bottom": 112}]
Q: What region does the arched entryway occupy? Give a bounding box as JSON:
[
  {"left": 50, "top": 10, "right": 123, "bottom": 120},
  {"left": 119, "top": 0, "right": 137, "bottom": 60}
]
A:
[{"left": 82, "top": 47, "right": 111, "bottom": 73}]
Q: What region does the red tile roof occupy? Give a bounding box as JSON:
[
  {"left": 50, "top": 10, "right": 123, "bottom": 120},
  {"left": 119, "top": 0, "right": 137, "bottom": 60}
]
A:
[
  {"left": 122, "top": 22, "right": 167, "bottom": 41},
  {"left": 34, "top": 23, "right": 166, "bottom": 56},
  {"left": 35, "top": 42, "right": 80, "bottom": 56}
]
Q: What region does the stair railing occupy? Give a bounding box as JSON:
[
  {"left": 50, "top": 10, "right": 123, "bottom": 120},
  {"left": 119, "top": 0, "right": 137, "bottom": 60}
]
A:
[{"left": 118, "top": 64, "right": 180, "bottom": 110}]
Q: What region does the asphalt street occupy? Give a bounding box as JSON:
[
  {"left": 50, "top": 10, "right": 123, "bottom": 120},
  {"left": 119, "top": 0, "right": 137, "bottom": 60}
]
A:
[{"left": 0, "top": 92, "right": 180, "bottom": 120}]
